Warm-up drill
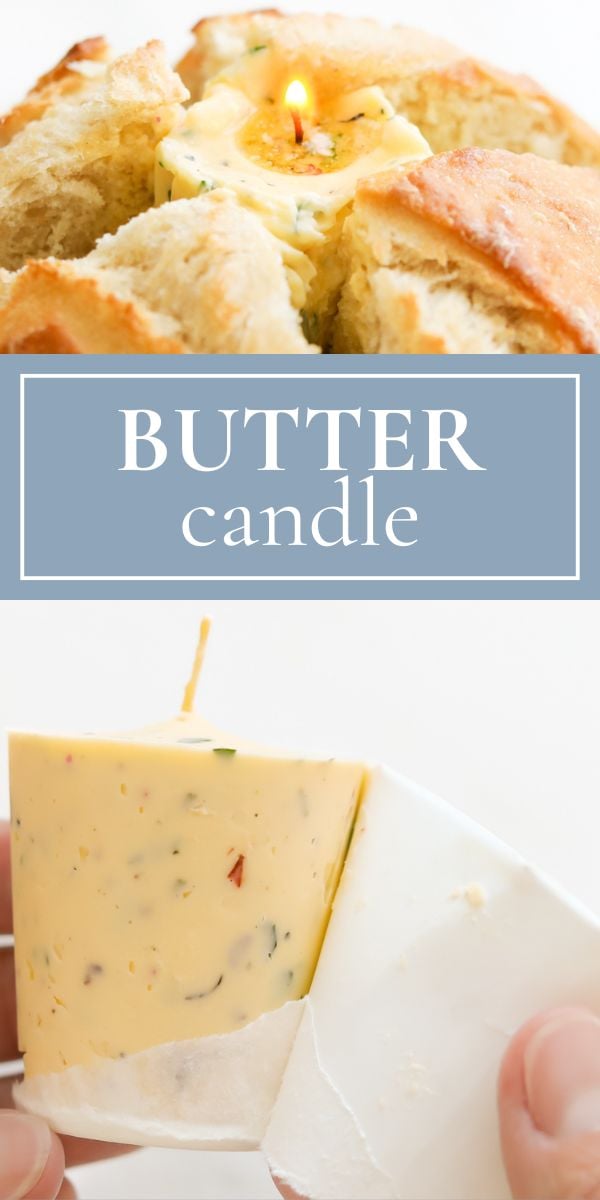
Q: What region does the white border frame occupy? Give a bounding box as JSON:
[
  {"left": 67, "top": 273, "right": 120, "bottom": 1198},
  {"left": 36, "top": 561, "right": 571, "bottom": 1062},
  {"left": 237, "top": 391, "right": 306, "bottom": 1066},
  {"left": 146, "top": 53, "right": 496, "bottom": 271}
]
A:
[{"left": 19, "top": 372, "right": 581, "bottom": 583}]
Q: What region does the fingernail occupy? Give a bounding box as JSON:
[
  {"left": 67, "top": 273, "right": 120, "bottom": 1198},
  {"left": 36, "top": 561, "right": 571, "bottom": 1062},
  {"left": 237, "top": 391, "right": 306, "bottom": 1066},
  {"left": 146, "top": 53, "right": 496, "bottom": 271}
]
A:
[
  {"left": 0, "top": 1111, "right": 51, "bottom": 1199},
  {"left": 524, "top": 1010, "right": 600, "bottom": 1138}
]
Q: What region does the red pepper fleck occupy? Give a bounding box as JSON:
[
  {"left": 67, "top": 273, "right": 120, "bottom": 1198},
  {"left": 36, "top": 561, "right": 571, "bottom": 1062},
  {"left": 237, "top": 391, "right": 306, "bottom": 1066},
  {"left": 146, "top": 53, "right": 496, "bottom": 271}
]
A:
[
  {"left": 227, "top": 854, "right": 245, "bottom": 888},
  {"left": 65, "top": 754, "right": 73, "bottom": 764},
  {"left": 298, "top": 163, "right": 323, "bottom": 175}
]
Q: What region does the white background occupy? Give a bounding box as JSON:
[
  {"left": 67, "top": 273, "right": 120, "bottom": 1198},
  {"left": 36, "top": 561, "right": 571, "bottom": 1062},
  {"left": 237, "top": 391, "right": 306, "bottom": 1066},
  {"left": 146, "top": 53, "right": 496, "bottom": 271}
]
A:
[
  {"left": 1, "top": 600, "right": 600, "bottom": 1197},
  {"left": 1, "top": 0, "right": 600, "bottom": 1196}
]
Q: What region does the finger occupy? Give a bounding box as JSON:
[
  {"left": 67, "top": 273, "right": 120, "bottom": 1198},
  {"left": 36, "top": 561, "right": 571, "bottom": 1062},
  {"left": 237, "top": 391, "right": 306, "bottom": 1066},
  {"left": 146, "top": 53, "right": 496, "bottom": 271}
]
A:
[
  {"left": 0, "top": 950, "right": 18, "bottom": 1062},
  {"left": 62, "top": 1136, "right": 136, "bottom": 1168},
  {"left": 57, "top": 1179, "right": 77, "bottom": 1200},
  {"left": 0, "top": 1110, "right": 64, "bottom": 1200},
  {"left": 273, "top": 1179, "right": 305, "bottom": 1200},
  {"left": 0, "top": 824, "right": 12, "bottom": 933},
  {"left": 499, "top": 1006, "right": 600, "bottom": 1200},
  {"left": 0, "top": 1079, "right": 136, "bottom": 1170},
  {"left": 22, "top": 1130, "right": 64, "bottom": 1200}
]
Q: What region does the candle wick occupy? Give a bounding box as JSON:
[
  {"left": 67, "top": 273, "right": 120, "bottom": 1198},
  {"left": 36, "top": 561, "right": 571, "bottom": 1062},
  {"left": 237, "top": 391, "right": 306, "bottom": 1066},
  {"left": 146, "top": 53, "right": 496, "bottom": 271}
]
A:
[
  {"left": 291, "top": 107, "right": 304, "bottom": 145},
  {"left": 181, "top": 617, "right": 212, "bottom": 713}
]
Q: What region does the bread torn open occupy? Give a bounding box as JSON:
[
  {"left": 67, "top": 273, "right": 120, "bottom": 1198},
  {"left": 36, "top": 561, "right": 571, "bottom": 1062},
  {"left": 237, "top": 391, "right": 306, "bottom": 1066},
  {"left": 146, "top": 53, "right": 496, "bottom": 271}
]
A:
[
  {"left": 334, "top": 148, "right": 600, "bottom": 354},
  {"left": 0, "top": 41, "right": 188, "bottom": 271},
  {"left": 0, "top": 192, "right": 313, "bottom": 354}
]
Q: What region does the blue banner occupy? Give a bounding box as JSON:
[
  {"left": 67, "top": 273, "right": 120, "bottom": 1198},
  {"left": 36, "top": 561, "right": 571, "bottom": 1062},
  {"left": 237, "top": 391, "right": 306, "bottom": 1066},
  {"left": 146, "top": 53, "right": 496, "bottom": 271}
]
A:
[{"left": 0, "top": 353, "right": 596, "bottom": 599}]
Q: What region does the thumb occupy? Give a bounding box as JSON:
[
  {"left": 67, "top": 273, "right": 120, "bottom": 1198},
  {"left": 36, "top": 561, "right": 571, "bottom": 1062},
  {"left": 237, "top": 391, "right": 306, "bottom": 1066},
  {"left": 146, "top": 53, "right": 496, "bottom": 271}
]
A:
[
  {"left": 499, "top": 1007, "right": 600, "bottom": 1200},
  {"left": 0, "top": 1111, "right": 64, "bottom": 1200}
]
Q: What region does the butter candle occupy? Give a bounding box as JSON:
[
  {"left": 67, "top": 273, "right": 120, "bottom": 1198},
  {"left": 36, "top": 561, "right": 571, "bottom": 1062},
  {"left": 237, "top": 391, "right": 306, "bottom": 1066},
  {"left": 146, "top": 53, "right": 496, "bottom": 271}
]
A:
[
  {"left": 155, "top": 70, "right": 430, "bottom": 344},
  {"left": 10, "top": 622, "right": 365, "bottom": 1096},
  {"left": 155, "top": 81, "right": 429, "bottom": 249}
]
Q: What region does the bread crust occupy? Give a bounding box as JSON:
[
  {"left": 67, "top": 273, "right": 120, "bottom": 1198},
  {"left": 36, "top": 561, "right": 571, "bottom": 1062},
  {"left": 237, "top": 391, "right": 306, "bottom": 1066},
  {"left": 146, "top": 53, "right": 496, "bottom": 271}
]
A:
[
  {"left": 0, "top": 38, "right": 111, "bottom": 148},
  {"left": 0, "top": 193, "right": 313, "bottom": 355},
  {"left": 0, "top": 262, "right": 183, "bottom": 354},
  {"left": 176, "top": 10, "right": 600, "bottom": 166},
  {"left": 344, "top": 149, "right": 600, "bottom": 353},
  {"left": 177, "top": 10, "right": 459, "bottom": 101}
]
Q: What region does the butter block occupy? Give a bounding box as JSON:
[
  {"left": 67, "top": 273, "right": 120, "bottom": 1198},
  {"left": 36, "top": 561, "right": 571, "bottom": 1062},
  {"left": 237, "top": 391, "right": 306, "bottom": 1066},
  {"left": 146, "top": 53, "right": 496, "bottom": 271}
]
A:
[
  {"left": 14, "top": 757, "right": 600, "bottom": 1195},
  {"left": 9, "top": 714, "right": 365, "bottom": 1078},
  {"left": 156, "top": 83, "right": 429, "bottom": 251}
]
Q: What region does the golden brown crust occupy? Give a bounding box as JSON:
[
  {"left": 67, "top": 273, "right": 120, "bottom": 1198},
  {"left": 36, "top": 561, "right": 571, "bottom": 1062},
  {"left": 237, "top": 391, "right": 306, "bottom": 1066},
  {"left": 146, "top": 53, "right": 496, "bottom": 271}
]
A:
[
  {"left": 0, "top": 260, "right": 184, "bottom": 354},
  {"left": 6, "top": 326, "right": 80, "bottom": 353},
  {"left": 0, "top": 38, "right": 111, "bottom": 148},
  {"left": 357, "top": 149, "right": 600, "bottom": 353},
  {"left": 176, "top": 11, "right": 600, "bottom": 166},
  {"left": 29, "top": 37, "right": 108, "bottom": 90}
]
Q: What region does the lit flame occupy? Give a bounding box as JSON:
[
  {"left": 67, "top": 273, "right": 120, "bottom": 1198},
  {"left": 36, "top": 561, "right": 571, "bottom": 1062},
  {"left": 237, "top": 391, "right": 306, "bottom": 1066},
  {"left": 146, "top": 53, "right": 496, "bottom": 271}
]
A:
[
  {"left": 284, "top": 79, "right": 309, "bottom": 111},
  {"left": 284, "top": 79, "right": 309, "bottom": 144}
]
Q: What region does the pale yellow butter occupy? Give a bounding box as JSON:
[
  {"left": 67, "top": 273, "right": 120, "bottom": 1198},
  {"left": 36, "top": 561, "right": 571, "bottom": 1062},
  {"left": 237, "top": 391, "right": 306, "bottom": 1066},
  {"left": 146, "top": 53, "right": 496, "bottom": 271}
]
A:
[
  {"left": 155, "top": 73, "right": 429, "bottom": 340},
  {"left": 10, "top": 713, "right": 366, "bottom": 1077},
  {"left": 155, "top": 82, "right": 430, "bottom": 251}
]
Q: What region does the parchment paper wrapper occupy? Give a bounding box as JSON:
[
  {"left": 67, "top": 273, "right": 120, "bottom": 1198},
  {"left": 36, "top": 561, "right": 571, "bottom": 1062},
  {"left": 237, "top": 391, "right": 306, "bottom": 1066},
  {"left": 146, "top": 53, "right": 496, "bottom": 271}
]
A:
[
  {"left": 15, "top": 999, "right": 303, "bottom": 1149},
  {"left": 16, "top": 766, "right": 600, "bottom": 1199},
  {"left": 265, "top": 768, "right": 600, "bottom": 1199}
]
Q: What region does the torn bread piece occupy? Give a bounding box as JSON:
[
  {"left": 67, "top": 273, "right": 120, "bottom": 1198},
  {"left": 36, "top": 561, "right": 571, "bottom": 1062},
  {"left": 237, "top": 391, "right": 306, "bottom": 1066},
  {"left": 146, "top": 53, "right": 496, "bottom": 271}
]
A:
[
  {"left": 334, "top": 148, "right": 600, "bottom": 355},
  {"left": 0, "top": 37, "right": 112, "bottom": 149},
  {"left": 177, "top": 10, "right": 600, "bottom": 167},
  {"left": 0, "top": 193, "right": 314, "bottom": 354},
  {"left": 0, "top": 41, "right": 188, "bottom": 272}
]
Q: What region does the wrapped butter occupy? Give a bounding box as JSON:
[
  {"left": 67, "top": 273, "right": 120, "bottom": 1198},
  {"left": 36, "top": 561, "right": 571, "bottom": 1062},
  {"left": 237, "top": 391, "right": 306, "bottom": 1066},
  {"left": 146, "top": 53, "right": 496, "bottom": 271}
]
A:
[
  {"left": 9, "top": 712, "right": 364, "bottom": 1145},
  {"left": 10, "top": 704, "right": 600, "bottom": 1196}
]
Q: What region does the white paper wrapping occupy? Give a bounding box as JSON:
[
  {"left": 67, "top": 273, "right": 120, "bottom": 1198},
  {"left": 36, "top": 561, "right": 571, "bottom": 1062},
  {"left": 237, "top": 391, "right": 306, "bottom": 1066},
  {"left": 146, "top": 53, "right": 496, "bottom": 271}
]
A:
[
  {"left": 15, "top": 765, "right": 600, "bottom": 1199},
  {"left": 264, "top": 767, "right": 600, "bottom": 1199},
  {"left": 15, "top": 1000, "right": 304, "bottom": 1149}
]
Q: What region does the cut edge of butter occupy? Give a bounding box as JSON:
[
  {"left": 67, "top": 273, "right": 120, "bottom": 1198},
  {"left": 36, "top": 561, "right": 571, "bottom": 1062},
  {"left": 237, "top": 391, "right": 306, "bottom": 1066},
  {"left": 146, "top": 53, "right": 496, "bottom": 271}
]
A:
[{"left": 7, "top": 719, "right": 370, "bottom": 765}]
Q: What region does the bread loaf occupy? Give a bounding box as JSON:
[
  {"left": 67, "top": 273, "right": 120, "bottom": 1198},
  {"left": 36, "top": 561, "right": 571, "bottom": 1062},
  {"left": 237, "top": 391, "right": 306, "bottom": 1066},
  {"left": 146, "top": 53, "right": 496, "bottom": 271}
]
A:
[
  {"left": 0, "top": 13, "right": 598, "bottom": 356},
  {"left": 334, "top": 149, "right": 600, "bottom": 354}
]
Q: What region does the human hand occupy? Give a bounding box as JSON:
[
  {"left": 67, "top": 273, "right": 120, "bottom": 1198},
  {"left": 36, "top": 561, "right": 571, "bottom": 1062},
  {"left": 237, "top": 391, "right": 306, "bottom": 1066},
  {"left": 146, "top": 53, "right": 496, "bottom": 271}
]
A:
[
  {"left": 0, "top": 822, "right": 135, "bottom": 1200},
  {"left": 500, "top": 1006, "right": 600, "bottom": 1199}
]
